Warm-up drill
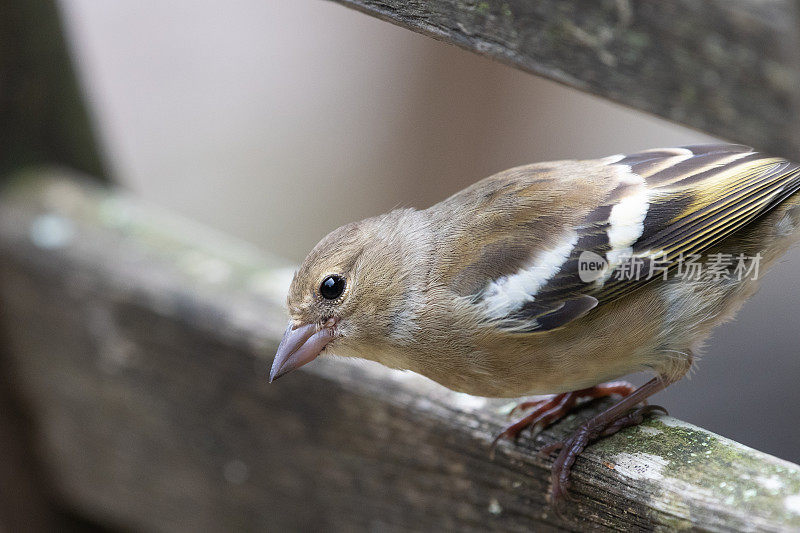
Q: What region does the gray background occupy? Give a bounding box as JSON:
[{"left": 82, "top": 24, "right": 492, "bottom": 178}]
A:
[{"left": 60, "top": 0, "right": 800, "bottom": 462}]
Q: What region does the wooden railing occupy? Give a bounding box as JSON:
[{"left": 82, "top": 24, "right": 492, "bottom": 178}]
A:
[{"left": 333, "top": 0, "right": 800, "bottom": 160}]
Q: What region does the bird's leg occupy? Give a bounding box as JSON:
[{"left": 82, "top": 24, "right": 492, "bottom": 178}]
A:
[
  {"left": 539, "top": 376, "right": 674, "bottom": 506},
  {"left": 490, "top": 381, "right": 635, "bottom": 450}
]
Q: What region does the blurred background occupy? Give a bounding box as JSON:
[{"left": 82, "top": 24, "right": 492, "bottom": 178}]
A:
[{"left": 58, "top": 0, "right": 800, "bottom": 462}]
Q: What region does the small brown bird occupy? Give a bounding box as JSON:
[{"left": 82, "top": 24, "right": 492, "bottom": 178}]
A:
[{"left": 271, "top": 144, "right": 800, "bottom": 503}]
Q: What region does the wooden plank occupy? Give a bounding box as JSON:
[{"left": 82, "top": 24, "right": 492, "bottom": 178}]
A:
[
  {"left": 330, "top": 0, "right": 800, "bottom": 160},
  {"left": 2, "top": 171, "right": 800, "bottom": 531},
  {"left": 0, "top": 0, "right": 107, "bottom": 179},
  {"left": 0, "top": 2, "right": 109, "bottom": 527},
  {"left": 0, "top": 343, "right": 60, "bottom": 532}
]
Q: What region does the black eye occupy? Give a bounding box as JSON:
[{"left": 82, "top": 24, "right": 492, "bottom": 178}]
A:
[{"left": 319, "top": 275, "right": 346, "bottom": 300}]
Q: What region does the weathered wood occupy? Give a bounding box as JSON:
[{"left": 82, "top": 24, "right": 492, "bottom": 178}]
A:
[
  {"left": 0, "top": 0, "right": 107, "bottom": 179},
  {"left": 329, "top": 0, "right": 800, "bottom": 160},
  {"left": 0, "top": 2, "right": 110, "bottom": 528},
  {"left": 0, "top": 338, "right": 61, "bottom": 532},
  {"left": 2, "top": 171, "right": 800, "bottom": 531}
]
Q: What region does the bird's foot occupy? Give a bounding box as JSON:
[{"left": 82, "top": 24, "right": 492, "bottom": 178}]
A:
[
  {"left": 490, "top": 380, "right": 635, "bottom": 453},
  {"left": 540, "top": 404, "right": 668, "bottom": 506}
]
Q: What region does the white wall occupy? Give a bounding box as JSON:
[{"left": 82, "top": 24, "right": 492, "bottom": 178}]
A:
[{"left": 59, "top": 0, "right": 716, "bottom": 262}]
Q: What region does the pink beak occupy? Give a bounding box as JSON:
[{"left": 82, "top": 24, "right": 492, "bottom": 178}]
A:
[{"left": 269, "top": 321, "right": 337, "bottom": 382}]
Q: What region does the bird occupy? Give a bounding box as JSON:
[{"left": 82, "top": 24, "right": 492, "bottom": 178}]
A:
[{"left": 270, "top": 144, "right": 800, "bottom": 504}]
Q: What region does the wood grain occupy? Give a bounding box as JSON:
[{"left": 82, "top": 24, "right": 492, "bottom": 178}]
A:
[{"left": 330, "top": 0, "right": 800, "bottom": 160}]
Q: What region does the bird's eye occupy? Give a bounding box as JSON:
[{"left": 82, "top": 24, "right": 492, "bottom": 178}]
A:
[{"left": 319, "top": 275, "right": 346, "bottom": 300}]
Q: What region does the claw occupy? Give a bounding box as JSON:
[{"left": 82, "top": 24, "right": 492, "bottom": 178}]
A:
[
  {"left": 538, "top": 440, "right": 564, "bottom": 458},
  {"left": 544, "top": 377, "right": 673, "bottom": 505},
  {"left": 491, "top": 381, "right": 636, "bottom": 453},
  {"left": 509, "top": 396, "right": 553, "bottom": 416},
  {"left": 488, "top": 379, "right": 671, "bottom": 507}
]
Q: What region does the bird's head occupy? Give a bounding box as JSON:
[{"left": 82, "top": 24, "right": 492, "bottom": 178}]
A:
[{"left": 269, "top": 209, "right": 429, "bottom": 382}]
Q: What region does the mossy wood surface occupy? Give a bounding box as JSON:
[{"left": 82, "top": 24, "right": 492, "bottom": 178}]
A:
[
  {"left": 331, "top": 0, "right": 800, "bottom": 160},
  {"left": 1, "top": 172, "right": 800, "bottom": 531}
]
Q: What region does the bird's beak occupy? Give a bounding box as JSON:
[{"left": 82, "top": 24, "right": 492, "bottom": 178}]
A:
[{"left": 269, "top": 320, "right": 337, "bottom": 382}]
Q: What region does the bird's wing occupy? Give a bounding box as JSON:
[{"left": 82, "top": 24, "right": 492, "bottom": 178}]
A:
[{"left": 446, "top": 144, "right": 800, "bottom": 333}]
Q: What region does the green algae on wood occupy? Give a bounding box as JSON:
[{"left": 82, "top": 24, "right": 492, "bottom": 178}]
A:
[{"left": 587, "top": 416, "right": 800, "bottom": 531}]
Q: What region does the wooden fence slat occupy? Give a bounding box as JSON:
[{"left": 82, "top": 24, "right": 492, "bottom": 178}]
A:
[
  {"left": 0, "top": 0, "right": 107, "bottom": 179},
  {"left": 0, "top": 1, "right": 109, "bottom": 527},
  {"left": 2, "top": 171, "right": 800, "bottom": 531},
  {"left": 330, "top": 0, "right": 800, "bottom": 160}
]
